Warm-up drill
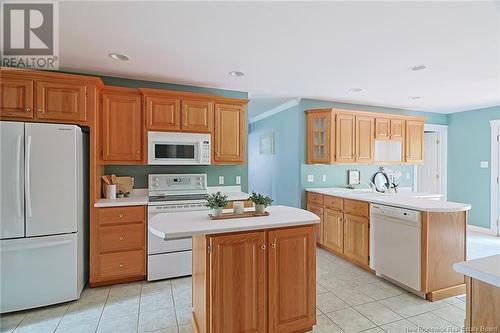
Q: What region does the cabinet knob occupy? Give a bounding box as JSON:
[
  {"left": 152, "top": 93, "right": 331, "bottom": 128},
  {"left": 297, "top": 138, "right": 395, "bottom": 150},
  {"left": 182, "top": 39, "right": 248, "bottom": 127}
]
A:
[
  {"left": 119, "top": 237, "right": 124, "bottom": 241},
  {"left": 119, "top": 214, "right": 124, "bottom": 218},
  {"left": 119, "top": 264, "right": 124, "bottom": 268},
  {"left": 261, "top": 245, "right": 266, "bottom": 250},
  {"left": 136, "top": 150, "right": 140, "bottom": 154},
  {"left": 25, "top": 107, "right": 31, "bottom": 112},
  {"left": 271, "top": 243, "right": 276, "bottom": 249},
  {"left": 37, "top": 108, "right": 43, "bottom": 113}
]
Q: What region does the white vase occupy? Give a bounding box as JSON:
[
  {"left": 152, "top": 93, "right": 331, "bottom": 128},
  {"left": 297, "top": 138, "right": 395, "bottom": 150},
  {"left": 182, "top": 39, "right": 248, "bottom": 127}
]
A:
[
  {"left": 211, "top": 207, "right": 223, "bottom": 217},
  {"left": 255, "top": 204, "right": 266, "bottom": 214}
]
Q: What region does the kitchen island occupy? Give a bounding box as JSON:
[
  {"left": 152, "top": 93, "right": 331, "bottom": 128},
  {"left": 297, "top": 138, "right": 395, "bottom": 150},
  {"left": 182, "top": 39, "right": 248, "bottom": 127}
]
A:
[
  {"left": 306, "top": 188, "right": 471, "bottom": 301},
  {"left": 454, "top": 255, "right": 500, "bottom": 331},
  {"left": 149, "top": 205, "right": 320, "bottom": 333}
]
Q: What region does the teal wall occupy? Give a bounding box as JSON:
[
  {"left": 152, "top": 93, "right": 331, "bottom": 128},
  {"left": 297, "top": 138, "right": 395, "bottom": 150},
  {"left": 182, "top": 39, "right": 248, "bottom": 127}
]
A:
[
  {"left": 90, "top": 74, "right": 249, "bottom": 191},
  {"left": 248, "top": 99, "right": 448, "bottom": 209},
  {"left": 447, "top": 105, "right": 500, "bottom": 228}
]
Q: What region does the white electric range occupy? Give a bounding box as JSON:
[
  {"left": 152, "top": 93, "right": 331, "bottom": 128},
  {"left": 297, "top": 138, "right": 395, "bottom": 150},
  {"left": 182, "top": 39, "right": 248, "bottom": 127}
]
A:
[{"left": 147, "top": 173, "right": 208, "bottom": 281}]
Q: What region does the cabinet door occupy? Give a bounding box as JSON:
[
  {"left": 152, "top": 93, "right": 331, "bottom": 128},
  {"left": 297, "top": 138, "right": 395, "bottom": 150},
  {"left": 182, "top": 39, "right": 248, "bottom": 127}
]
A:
[
  {"left": 323, "top": 209, "right": 344, "bottom": 253},
  {"left": 101, "top": 93, "right": 143, "bottom": 163},
  {"left": 406, "top": 120, "right": 424, "bottom": 163},
  {"left": 375, "top": 118, "right": 390, "bottom": 140},
  {"left": 390, "top": 119, "right": 405, "bottom": 140},
  {"left": 145, "top": 96, "right": 180, "bottom": 131},
  {"left": 356, "top": 116, "right": 374, "bottom": 163},
  {"left": 268, "top": 226, "right": 316, "bottom": 333},
  {"left": 336, "top": 113, "right": 356, "bottom": 163},
  {"left": 343, "top": 214, "right": 369, "bottom": 266},
  {"left": 181, "top": 99, "right": 213, "bottom": 132},
  {"left": 307, "top": 204, "right": 323, "bottom": 245},
  {"left": 0, "top": 77, "right": 33, "bottom": 119},
  {"left": 36, "top": 81, "right": 87, "bottom": 122},
  {"left": 307, "top": 111, "right": 334, "bottom": 164},
  {"left": 210, "top": 231, "right": 266, "bottom": 333},
  {"left": 213, "top": 103, "right": 245, "bottom": 164}
]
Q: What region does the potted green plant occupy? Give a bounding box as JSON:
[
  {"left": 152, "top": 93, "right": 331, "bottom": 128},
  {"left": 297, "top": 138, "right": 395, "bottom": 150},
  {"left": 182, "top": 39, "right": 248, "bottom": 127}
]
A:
[
  {"left": 249, "top": 191, "right": 273, "bottom": 214},
  {"left": 204, "top": 192, "right": 229, "bottom": 217}
]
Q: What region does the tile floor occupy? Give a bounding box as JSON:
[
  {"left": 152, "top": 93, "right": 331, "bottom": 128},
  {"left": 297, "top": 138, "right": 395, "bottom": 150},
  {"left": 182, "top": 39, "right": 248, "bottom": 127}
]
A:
[{"left": 2, "top": 230, "right": 498, "bottom": 333}]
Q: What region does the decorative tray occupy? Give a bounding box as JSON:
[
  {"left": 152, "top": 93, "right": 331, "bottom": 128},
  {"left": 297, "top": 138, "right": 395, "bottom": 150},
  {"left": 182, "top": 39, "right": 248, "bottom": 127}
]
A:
[{"left": 209, "top": 211, "right": 269, "bottom": 220}]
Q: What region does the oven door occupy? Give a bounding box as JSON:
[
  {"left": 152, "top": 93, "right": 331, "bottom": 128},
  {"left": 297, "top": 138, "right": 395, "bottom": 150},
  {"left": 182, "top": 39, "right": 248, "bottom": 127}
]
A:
[{"left": 149, "top": 141, "right": 201, "bottom": 165}]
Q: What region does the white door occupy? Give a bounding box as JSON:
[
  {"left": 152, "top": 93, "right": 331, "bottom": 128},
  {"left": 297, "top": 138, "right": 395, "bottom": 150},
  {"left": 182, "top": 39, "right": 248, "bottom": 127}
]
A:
[
  {"left": 1, "top": 122, "right": 25, "bottom": 239},
  {"left": 25, "top": 123, "right": 80, "bottom": 237},
  {"left": 0, "top": 233, "right": 79, "bottom": 313},
  {"left": 417, "top": 132, "right": 440, "bottom": 194}
]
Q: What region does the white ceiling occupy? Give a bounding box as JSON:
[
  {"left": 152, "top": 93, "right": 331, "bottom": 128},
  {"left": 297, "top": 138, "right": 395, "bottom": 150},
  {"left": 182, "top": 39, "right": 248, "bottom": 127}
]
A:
[{"left": 59, "top": 1, "right": 500, "bottom": 114}]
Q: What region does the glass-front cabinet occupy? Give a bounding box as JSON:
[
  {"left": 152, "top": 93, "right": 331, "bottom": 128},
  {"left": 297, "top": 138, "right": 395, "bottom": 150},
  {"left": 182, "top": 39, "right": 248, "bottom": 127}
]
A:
[{"left": 306, "top": 110, "right": 335, "bottom": 164}]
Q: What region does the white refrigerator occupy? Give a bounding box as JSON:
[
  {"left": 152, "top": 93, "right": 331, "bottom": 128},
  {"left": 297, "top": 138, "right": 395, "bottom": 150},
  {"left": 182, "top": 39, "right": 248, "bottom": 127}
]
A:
[{"left": 0, "top": 121, "right": 88, "bottom": 313}]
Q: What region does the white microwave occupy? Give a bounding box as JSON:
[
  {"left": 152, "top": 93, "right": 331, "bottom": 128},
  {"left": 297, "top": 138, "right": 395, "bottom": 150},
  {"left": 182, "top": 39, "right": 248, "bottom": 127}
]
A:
[{"left": 148, "top": 132, "right": 211, "bottom": 165}]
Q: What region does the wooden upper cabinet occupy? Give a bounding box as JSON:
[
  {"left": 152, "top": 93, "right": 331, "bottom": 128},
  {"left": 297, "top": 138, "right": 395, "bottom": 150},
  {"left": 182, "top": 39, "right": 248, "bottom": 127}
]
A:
[
  {"left": 213, "top": 103, "right": 246, "bottom": 164},
  {"left": 336, "top": 113, "right": 356, "bottom": 163},
  {"left": 145, "top": 95, "right": 180, "bottom": 131},
  {"left": 306, "top": 111, "right": 335, "bottom": 164},
  {"left": 323, "top": 208, "right": 344, "bottom": 254},
  {"left": 0, "top": 77, "right": 34, "bottom": 119},
  {"left": 36, "top": 81, "right": 87, "bottom": 122},
  {"left": 343, "top": 214, "right": 369, "bottom": 266},
  {"left": 390, "top": 119, "right": 405, "bottom": 140},
  {"left": 101, "top": 90, "right": 143, "bottom": 163},
  {"left": 375, "top": 118, "right": 390, "bottom": 140},
  {"left": 210, "top": 231, "right": 266, "bottom": 333},
  {"left": 268, "top": 226, "right": 316, "bottom": 333},
  {"left": 406, "top": 120, "right": 424, "bottom": 163},
  {"left": 355, "top": 116, "right": 374, "bottom": 163},
  {"left": 181, "top": 99, "right": 213, "bottom": 133}
]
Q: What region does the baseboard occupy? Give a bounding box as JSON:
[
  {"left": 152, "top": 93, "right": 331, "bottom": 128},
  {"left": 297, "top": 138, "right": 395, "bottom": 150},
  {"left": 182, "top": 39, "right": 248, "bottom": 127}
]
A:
[{"left": 467, "top": 224, "right": 497, "bottom": 236}]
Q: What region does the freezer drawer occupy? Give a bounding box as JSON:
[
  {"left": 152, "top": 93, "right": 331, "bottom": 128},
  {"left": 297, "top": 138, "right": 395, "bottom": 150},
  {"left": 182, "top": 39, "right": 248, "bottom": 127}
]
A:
[
  {"left": 0, "top": 233, "right": 82, "bottom": 313},
  {"left": 148, "top": 251, "right": 192, "bottom": 281}
]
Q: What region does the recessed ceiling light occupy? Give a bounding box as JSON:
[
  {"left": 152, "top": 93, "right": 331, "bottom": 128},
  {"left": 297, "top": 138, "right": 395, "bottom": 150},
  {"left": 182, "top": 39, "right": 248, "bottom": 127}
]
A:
[
  {"left": 410, "top": 65, "right": 427, "bottom": 72},
  {"left": 229, "top": 71, "right": 245, "bottom": 77},
  {"left": 409, "top": 96, "right": 422, "bottom": 100},
  {"left": 108, "top": 53, "right": 130, "bottom": 61},
  {"left": 348, "top": 88, "right": 363, "bottom": 93}
]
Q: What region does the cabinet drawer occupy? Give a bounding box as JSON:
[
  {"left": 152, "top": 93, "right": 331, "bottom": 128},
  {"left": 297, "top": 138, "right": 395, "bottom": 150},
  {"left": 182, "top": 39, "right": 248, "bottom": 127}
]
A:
[
  {"left": 97, "top": 206, "right": 145, "bottom": 225},
  {"left": 324, "top": 196, "right": 343, "bottom": 211},
  {"left": 98, "top": 223, "right": 145, "bottom": 253},
  {"left": 343, "top": 199, "right": 369, "bottom": 217},
  {"left": 98, "top": 250, "right": 144, "bottom": 281},
  {"left": 307, "top": 192, "right": 324, "bottom": 205}
]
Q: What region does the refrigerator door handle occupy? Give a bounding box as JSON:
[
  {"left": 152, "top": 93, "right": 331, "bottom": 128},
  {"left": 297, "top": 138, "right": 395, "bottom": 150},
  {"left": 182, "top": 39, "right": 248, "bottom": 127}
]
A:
[
  {"left": 25, "top": 135, "right": 32, "bottom": 218},
  {"left": 15, "top": 134, "right": 22, "bottom": 217}
]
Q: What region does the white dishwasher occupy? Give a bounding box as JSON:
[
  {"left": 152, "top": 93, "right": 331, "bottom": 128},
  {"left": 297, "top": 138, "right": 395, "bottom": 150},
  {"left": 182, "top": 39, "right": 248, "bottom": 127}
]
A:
[{"left": 370, "top": 204, "right": 422, "bottom": 293}]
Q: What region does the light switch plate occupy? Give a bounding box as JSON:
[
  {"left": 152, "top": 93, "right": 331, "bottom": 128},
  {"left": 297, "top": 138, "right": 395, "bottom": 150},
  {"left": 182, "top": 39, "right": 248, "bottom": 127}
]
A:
[
  {"left": 322, "top": 174, "right": 327, "bottom": 182},
  {"left": 235, "top": 176, "right": 241, "bottom": 185},
  {"left": 218, "top": 176, "right": 225, "bottom": 185},
  {"left": 307, "top": 175, "right": 314, "bottom": 182},
  {"left": 480, "top": 161, "right": 489, "bottom": 168}
]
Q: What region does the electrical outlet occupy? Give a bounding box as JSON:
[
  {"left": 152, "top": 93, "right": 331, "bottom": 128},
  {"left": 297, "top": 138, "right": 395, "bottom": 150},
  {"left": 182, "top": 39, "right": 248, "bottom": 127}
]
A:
[
  {"left": 235, "top": 176, "right": 241, "bottom": 185},
  {"left": 218, "top": 176, "right": 225, "bottom": 185},
  {"left": 480, "top": 161, "right": 489, "bottom": 168},
  {"left": 322, "top": 174, "right": 327, "bottom": 182},
  {"left": 307, "top": 175, "right": 314, "bottom": 182}
]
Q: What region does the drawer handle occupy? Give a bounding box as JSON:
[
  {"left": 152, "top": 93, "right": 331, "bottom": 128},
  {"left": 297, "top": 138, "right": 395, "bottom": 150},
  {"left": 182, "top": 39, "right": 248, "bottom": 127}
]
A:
[
  {"left": 119, "top": 237, "right": 124, "bottom": 241},
  {"left": 119, "top": 263, "right": 124, "bottom": 268},
  {"left": 119, "top": 214, "right": 124, "bottom": 218},
  {"left": 38, "top": 108, "right": 43, "bottom": 113},
  {"left": 25, "top": 107, "right": 31, "bottom": 112}
]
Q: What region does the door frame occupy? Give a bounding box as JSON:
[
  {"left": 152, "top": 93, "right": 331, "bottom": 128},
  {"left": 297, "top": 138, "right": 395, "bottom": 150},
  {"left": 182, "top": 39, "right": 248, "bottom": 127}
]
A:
[
  {"left": 490, "top": 119, "right": 500, "bottom": 236},
  {"left": 414, "top": 124, "right": 448, "bottom": 200}
]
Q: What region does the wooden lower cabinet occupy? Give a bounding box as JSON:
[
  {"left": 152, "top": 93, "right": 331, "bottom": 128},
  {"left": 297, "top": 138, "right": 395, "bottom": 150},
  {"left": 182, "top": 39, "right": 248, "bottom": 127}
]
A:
[
  {"left": 307, "top": 204, "right": 323, "bottom": 245},
  {"left": 192, "top": 225, "right": 316, "bottom": 333},
  {"left": 92, "top": 206, "right": 146, "bottom": 286},
  {"left": 465, "top": 277, "right": 500, "bottom": 331},
  {"left": 323, "top": 208, "right": 343, "bottom": 253},
  {"left": 343, "top": 214, "right": 369, "bottom": 266}
]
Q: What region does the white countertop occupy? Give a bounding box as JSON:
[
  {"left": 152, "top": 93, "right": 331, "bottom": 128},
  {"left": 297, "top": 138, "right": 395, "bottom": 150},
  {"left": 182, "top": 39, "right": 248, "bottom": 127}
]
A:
[
  {"left": 149, "top": 205, "right": 320, "bottom": 239},
  {"left": 305, "top": 188, "right": 471, "bottom": 213},
  {"left": 94, "top": 187, "right": 250, "bottom": 207},
  {"left": 453, "top": 255, "right": 500, "bottom": 288}
]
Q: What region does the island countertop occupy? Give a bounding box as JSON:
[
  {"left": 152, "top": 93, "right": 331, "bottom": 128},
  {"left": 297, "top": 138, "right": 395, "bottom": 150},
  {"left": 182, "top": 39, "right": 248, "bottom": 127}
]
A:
[
  {"left": 453, "top": 255, "right": 500, "bottom": 288},
  {"left": 149, "top": 205, "right": 320, "bottom": 239},
  {"left": 305, "top": 188, "right": 471, "bottom": 213}
]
